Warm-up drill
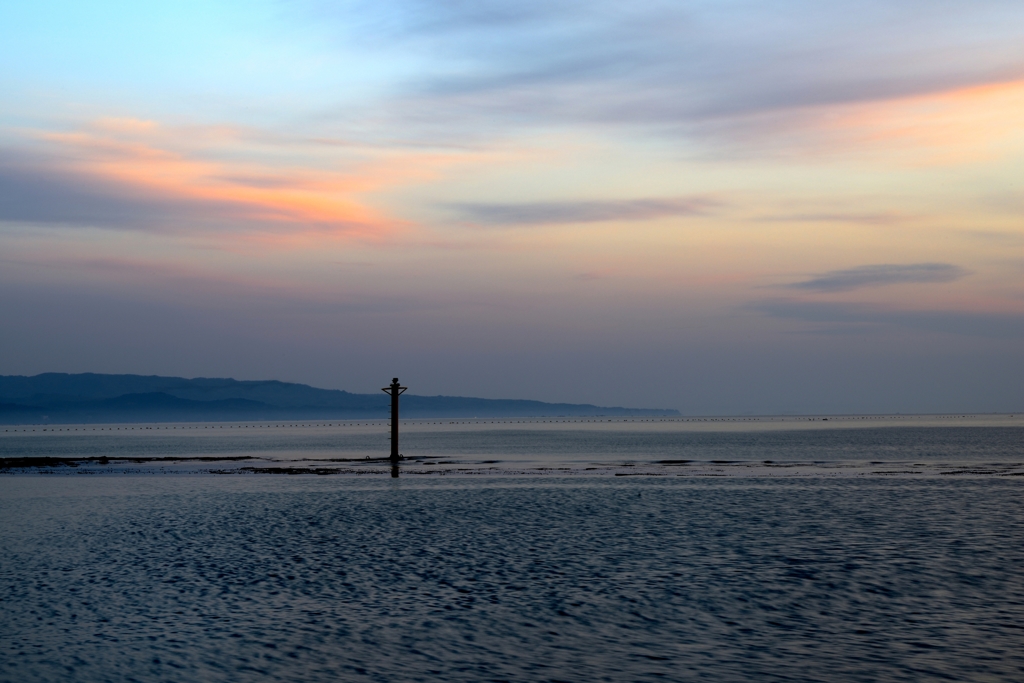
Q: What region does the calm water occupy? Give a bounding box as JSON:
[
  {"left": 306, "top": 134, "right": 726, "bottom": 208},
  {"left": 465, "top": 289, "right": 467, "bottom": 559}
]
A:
[
  {"left": 2, "top": 420, "right": 1023, "bottom": 681},
  {"left": 2, "top": 414, "right": 1023, "bottom": 473}
]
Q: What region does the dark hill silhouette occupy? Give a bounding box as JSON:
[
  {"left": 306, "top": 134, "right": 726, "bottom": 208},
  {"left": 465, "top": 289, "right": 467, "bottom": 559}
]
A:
[{"left": 0, "top": 373, "right": 679, "bottom": 424}]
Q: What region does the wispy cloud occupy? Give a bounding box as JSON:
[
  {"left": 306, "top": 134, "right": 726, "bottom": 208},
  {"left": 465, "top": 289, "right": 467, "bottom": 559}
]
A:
[
  {"left": 0, "top": 150, "right": 244, "bottom": 230},
  {"left": 317, "top": 0, "right": 1024, "bottom": 139},
  {"left": 574, "top": 269, "right": 615, "bottom": 281},
  {"left": 787, "top": 263, "right": 968, "bottom": 292},
  {"left": 752, "top": 299, "right": 1024, "bottom": 339},
  {"left": 0, "top": 122, "right": 425, "bottom": 240},
  {"left": 452, "top": 196, "right": 716, "bottom": 226},
  {"left": 758, "top": 212, "right": 903, "bottom": 225}
]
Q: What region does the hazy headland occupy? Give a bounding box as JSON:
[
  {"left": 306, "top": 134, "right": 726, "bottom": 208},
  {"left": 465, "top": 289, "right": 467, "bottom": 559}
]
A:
[{"left": 0, "top": 373, "right": 679, "bottom": 424}]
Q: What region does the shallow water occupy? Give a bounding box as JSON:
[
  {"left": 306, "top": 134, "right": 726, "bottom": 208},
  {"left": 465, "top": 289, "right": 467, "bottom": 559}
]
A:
[
  {"left": 2, "top": 420, "right": 1024, "bottom": 681},
  {"left": 2, "top": 475, "right": 1024, "bottom": 682},
  {"left": 2, "top": 415, "right": 1023, "bottom": 476}
]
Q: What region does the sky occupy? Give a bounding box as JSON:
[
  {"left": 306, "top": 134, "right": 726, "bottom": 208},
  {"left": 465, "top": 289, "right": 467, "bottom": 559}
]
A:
[{"left": 2, "top": 0, "right": 1023, "bottom": 414}]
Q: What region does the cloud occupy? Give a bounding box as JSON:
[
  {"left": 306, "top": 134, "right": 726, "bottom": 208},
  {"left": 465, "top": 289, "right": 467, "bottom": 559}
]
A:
[
  {"left": 758, "top": 212, "right": 903, "bottom": 225},
  {"left": 752, "top": 299, "right": 1024, "bottom": 339},
  {"left": 452, "top": 196, "right": 716, "bottom": 226},
  {"left": 0, "top": 150, "right": 242, "bottom": 230},
  {"left": 575, "top": 270, "right": 613, "bottom": 281},
  {"left": 787, "top": 263, "right": 968, "bottom": 292},
  {"left": 0, "top": 123, "right": 409, "bottom": 238},
  {"left": 316, "top": 0, "right": 1024, "bottom": 136}
]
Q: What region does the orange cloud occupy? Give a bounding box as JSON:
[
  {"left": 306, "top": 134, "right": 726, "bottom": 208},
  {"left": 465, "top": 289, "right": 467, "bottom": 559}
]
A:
[
  {"left": 40, "top": 129, "right": 391, "bottom": 240},
  {"left": 32, "top": 119, "right": 470, "bottom": 244},
  {"left": 820, "top": 79, "right": 1024, "bottom": 165}
]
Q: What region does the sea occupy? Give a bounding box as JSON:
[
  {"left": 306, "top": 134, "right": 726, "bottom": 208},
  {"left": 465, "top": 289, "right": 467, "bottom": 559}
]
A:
[{"left": 2, "top": 415, "right": 1023, "bottom": 682}]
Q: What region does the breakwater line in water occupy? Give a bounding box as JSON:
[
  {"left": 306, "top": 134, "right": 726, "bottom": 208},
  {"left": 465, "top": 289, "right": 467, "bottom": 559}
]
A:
[{"left": 3, "top": 455, "right": 1024, "bottom": 478}]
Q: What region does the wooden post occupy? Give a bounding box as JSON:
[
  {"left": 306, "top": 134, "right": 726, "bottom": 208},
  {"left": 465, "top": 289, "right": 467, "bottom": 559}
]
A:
[{"left": 381, "top": 378, "right": 407, "bottom": 465}]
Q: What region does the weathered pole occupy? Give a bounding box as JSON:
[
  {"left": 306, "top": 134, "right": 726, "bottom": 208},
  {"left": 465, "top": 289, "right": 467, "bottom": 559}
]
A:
[{"left": 381, "top": 378, "right": 407, "bottom": 465}]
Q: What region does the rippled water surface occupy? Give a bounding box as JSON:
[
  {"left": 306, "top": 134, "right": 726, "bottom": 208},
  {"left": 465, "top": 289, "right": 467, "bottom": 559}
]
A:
[{"left": 3, "top": 473, "right": 1023, "bottom": 682}]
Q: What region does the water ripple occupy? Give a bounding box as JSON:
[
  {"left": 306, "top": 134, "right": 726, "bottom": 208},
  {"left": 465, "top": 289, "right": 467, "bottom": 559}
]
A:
[{"left": 2, "top": 477, "right": 1023, "bottom": 681}]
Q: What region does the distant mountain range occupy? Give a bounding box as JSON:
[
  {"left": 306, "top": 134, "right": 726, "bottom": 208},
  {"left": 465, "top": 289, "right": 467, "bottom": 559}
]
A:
[{"left": 0, "top": 373, "right": 679, "bottom": 423}]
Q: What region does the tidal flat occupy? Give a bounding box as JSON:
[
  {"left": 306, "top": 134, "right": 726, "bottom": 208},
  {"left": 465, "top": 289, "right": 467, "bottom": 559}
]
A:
[{"left": 2, "top": 417, "right": 1023, "bottom": 681}]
